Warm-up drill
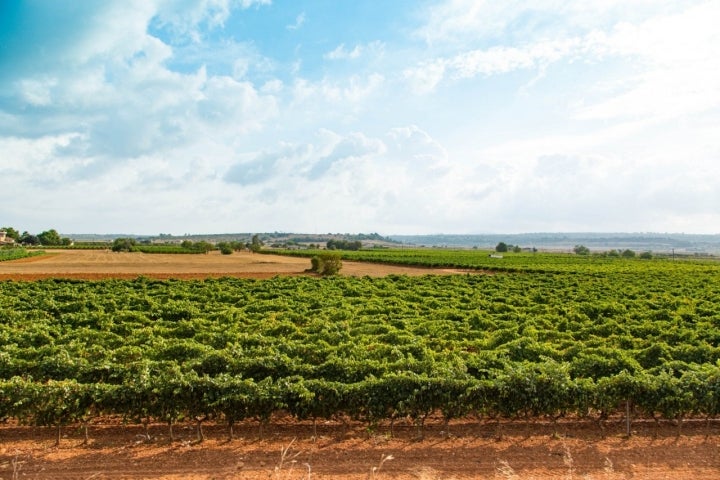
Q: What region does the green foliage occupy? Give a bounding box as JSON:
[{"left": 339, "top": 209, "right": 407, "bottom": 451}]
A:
[
  {"left": 310, "top": 252, "right": 342, "bottom": 276},
  {"left": 217, "top": 242, "right": 234, "bottom": 255},
  {"left": 247, "top": 234, "right": 263, "bottom": 253},
  {"left": 112, "top": 239, "right": 214, "bottom": 254},
  {"left": 34, "top": 229, "right": 72, "bottom": 246},
  {"left": 326, "top": 239, "right": 362, "bottom": 250},
  {"left": 111, "top": 238, "right": 136, "bottom": 252},
  {"left": 573, "top": 244, "right": 590, "bottom": 255},
  {"left": 1, "top": 253, "right": 720, "bottom": 433},
  {"left": 0, "top": 247, "right": 42, "bottom": 262},
  {"left": 19, "top": 232, "right": 40, "bottom": 245},
  {"left": 495, "top": 242, "right": 508, "bottom": 253}
]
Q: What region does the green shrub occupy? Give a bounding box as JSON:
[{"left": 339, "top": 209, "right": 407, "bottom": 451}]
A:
[{"left": 310, "top": 252, "right": 342, "bottom": 276}]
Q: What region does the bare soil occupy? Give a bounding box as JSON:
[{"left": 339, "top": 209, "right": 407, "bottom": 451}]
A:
[
  {"left": 1, "top": 416, "right": 719, "bottom": 479},
  {"left": 1, "top": 250, "right": 718, "bottom": 478},
  {"left": 0, "top": 249, "right": 466, "bottom": 281}
]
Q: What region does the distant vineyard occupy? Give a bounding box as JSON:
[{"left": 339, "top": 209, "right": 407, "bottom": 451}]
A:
[
  {"left": 2, "top": 253, "right": 720, "bottom": 441},
  {"left": 270, "top": 247, "right": 716, "bottom": 273},
  {"left": 0, "top": 248, "right": 42, "bottom": 262}
]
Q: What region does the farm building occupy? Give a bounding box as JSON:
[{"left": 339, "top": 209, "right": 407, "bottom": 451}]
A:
[{"left": 0, "top": 230, "right": 15, "bottom": 245}]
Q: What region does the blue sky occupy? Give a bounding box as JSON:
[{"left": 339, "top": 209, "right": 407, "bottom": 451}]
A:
[{"left": 1, "top": 0, "right": 719, "bottom": 235}]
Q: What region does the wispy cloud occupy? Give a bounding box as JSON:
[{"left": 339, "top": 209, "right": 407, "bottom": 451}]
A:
[
  {"left": 286, "top": 12, "right": 305, "bottom": 31},
  {"left": 324, "top": 41, "right": 384, "bottom": 61}
]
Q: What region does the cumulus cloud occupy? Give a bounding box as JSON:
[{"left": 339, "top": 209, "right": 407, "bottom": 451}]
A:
[
  {"left": 1, "top": 0, "right": 279, "bottom": 179},
  {"left": 573, "top": 2, "right": 720, "bottom": 121},
  {"left": 225, "top": 144, "right": 311, "bottom": 185},
  {"left": 2, "top": 1, "right": 719, "bottom": 234},
  {"left": 308, "top": 132, "right": 385, "bottom": 179}
]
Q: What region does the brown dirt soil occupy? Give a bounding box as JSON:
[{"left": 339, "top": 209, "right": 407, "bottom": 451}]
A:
[
  {"left": 0, "top": 249, "right": 467, "bottom": 281},
  {"left": 1, "top": 416, "right": 719, "bottom": 479}
]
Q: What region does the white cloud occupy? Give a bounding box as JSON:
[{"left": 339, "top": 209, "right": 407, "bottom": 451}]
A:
[
  {"left": 16, "top": 77, "right": 57, "bottom": 106},
  {"left": 402, "top": 60, "right": 446, "bottom": 95},
  {"left": 3, "top": 1, "right": 719, "bottom": 235},
  {"left": 325, "top": 44, "right": 362, "bottom": 61},
  {"left": 574, "top": 2, "right": 720, "bottom": 121},
  {"left": 286, "top": 12, "right": 305, "bottom": 31},
  {"left": 403, "top": 0, "right": 720, "bottom": 143},
  {"left": 152, "top": 0, "right": 271, "bottom": 42},
  {"left": 2, "top": 0, "right": 280, "bottom": 172},
  {"left": 290, "top": 74, "right": 385, "bottom": 112},
  {"left": 415, "top": 0, "right": 687, "bottom": 46},
  {"left": 323, "top": 41, "right": 384, "bottom": 61}
]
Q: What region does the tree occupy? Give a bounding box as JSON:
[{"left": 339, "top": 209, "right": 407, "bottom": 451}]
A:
[
  {"left": 495, "top": 242, "right": 508, "bottom": 253},
  {"left": 327, "top": 239, "right": 362, "bottom": 251},
  {"left": 111, "top": 238, "right": 136, "bottom": 252},
  {"left": 217, "top": 242, "right": 233, "bottom": 255},
  {"left": 19, "top": 232, "right": 40, "bottom": 245},
  {"left": 621, "top": 249, "right": 636, "bottom": 258},
  {"left": 639, "top": 251, "right": 653, "bottom": 259},
  {"left": 512, "top": 245, "right": 522, "bottom": 253},
  {"left": 573, "top": 245, "right": 590, "bottom": 255},
  {"left": 194, "top": 241, "right": 214, "bottom": 254},
  {"left": 38, "top": 229, "right": 62, "bottom": 246},
  {"left": 249, "top": 234, "right": 263, "bottom": 253}
]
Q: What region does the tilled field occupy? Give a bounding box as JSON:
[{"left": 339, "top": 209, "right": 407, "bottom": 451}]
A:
[{"left": 1, "top": 417, "right": 719, "bottom": 479}]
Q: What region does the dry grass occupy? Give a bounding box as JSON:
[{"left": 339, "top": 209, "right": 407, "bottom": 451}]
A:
[{"left": 272, "top": 438, "right": 309, "bottom": 480}]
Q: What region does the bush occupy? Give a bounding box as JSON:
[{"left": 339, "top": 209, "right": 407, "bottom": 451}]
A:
[
  {"left": 111, "top": 238, "right": 136, "bottom": 252},
  {"left": 310, "top": 252, "right": 342, "bottom": 276},
  {"left": 218, "top": 242, "right": 233, "bottom": 255},
  {"left": 573, "top": 245, "right": 590, "bottom": 255}
]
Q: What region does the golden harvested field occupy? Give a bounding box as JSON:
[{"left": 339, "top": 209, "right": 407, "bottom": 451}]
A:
[{"left": 0, "top": 249, "right": 462, "bottom": 280}]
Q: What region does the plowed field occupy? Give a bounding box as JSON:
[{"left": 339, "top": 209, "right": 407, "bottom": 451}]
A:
[{"left": 1, "top": 417, "right": 718, "bottom": 479}]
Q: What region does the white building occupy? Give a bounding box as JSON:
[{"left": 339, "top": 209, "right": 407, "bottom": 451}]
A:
[{"left": 0, "top": 230, "right": 15, "bottom": 245}]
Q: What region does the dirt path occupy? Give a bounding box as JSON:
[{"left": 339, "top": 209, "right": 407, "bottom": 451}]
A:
[
  {"left": 0, "top": 249, "right": 462, "bottom": 280},
  {"left": 1, "top": 418, "right": 719, "bottom": 479}
]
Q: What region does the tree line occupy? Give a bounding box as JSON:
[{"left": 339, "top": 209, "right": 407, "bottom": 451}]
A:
[{"left": 1, "top": 226, "right": 72, "bottom": 246}]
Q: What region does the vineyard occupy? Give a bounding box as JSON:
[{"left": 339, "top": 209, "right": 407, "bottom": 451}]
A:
[
  {"left": 0, "top": 248, "right": 41, "bottom": 262},
  {"left": 2, "top": 250, "right": 720, "bottom": 446},
  {"left": 271, "top": 246, "right": 716, "bottom": 273}
]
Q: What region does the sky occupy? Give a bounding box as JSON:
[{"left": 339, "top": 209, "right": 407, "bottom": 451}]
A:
[{"left": 1, "top": 0, "right": 719, "bottom": 236}]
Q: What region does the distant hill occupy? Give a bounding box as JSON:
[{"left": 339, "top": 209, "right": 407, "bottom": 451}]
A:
[{"left": 389, "top": 233, "right": 720, "bottom": 254}]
